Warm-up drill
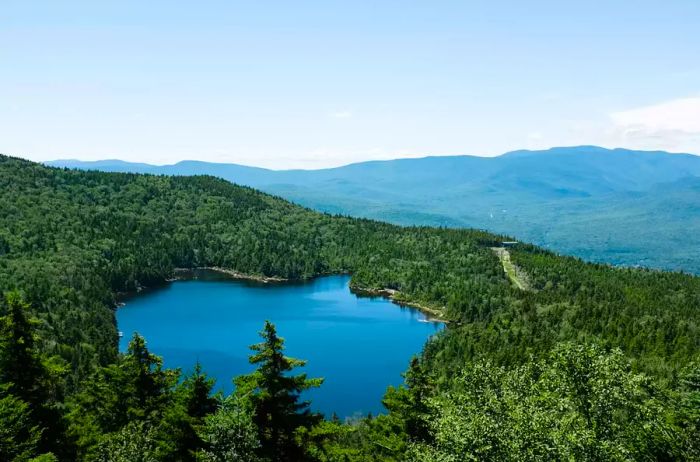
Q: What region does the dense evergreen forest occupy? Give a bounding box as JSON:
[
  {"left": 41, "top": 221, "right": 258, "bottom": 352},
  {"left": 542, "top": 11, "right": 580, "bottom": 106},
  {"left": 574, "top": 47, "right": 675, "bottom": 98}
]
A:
[{"left": 1, "top": 154, "right": 699, "bottom": 460}]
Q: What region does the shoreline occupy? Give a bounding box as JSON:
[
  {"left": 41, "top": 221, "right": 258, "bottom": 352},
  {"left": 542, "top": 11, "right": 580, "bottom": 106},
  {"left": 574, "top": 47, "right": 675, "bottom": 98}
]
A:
[
  {"left": 115, "top": 267, "right": 291, "bottom": 305},
  {"left": 118, "top": 269, "right": 449, "bottom": 324},
  {"left": 175, "top": 267, "right": 289, "bottom": 284},
  {"left": 350, "top": 285, "right": 449, "bottom": 323}
]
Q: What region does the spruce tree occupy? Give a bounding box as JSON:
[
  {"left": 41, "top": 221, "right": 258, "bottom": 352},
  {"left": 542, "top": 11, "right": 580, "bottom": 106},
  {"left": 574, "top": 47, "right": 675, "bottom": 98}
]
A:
[
  {"left": 0, "top": 291, "right": 47, "bottom": 406},
  {"left": 235, "top": 320, "right": 323, "bottom": 462},
  {"left": 402, "top": 356, "right": 432, "bottom": 442},
  {"left": 161, "top": 362, "right": 219, "bottom": 461},
  {"left": 0, "top": 389, "right": 42, "bottom": 461},
  {"left": 181, "top": 362, "right": 218, "bottom": 420},
  {"left": 67, "top": 333, "right": 178, "bottom": 457},
  {"left": 122, "top": 333, "right": 178, "bottom": 419},
  {"left": 0, "top": 291, "right": 69, "bottom": 459}
]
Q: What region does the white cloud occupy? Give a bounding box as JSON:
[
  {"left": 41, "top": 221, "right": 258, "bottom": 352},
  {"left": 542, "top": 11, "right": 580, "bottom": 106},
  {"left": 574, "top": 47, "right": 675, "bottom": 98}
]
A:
[
  {"left": 611, "top": 96, "right": 700, "bottom": 133},
  {"left": 607, "top": 96, "right": 700, "bottom": 151}
]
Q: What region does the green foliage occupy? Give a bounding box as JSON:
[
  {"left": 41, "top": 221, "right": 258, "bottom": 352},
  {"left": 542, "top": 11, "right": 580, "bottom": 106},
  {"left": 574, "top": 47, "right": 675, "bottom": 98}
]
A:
[
  {"left": 235, "top": 320, "right": 323, "bottom": 461},
  {"left": 423, "top": 245, "right": 700, "bottom": 387},
  {"left": 68, "top": 334, "right": 177, "bottom": 443},
  {"left": 0, "top": 154, "right": 504, "bottom": 390},
  {"left": 7, "top": 155, "right": 699, "bottom": 386},
  {"left": 299, "top": 419, "right": 372, "bottom": 462},
  {"left": 383, "top": 357, "right": 432, "bottom": 444},
  {"left": 197, "top": 396, "right": 262, "bottom": 462},
  {"left": 0, "top": 292, "right": 70, "bottom": 459},
  {"left": 163, "top": 363, "right": 219, "bottom": 460},
  {"left": 51, "top": 147, "right": 700, "bottom": 274},
  {"left": 410, "top": 344, "right": 685, "bottom": 461},
  {"left": 2, "top": 155, "right": 700, "bottom": 460},
  {"left": 90, "top": 421, "right": 159, "bottom": 462},
  {"left": 0, "top": 292, "right": 52, "bottom": 408},
  {"left": 179, "top": 363, "right": 219, "bottom": 420},
  {"left": 326, "top": 358, "right": 438, "bottom": 461},
  {"left": 0, "top": 390, "right": 42, "bottom": 461},
  {"left": 28, "top": 454, "right": 59, "bottom": 462},
  {"left": 676, "top": 360, "right": 700, "bottom": 459}
]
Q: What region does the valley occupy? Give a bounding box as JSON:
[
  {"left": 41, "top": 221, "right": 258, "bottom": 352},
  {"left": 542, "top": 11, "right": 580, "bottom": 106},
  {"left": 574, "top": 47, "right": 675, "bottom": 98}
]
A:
[
  {"left": 1, "top": 154, "right": 699, "bottom": 460},
  {"left": 49, "top": 146, "right": 700, "bottom": 275}
]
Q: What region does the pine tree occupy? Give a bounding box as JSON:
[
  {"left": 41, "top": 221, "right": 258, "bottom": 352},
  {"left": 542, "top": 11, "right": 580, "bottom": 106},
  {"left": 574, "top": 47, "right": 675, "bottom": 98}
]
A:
[
  {"left": 122, "top": 333, "right": 178, "bottom": 420},
  {"left": 235, "top": 320, "right": 323, "bottom": 461},
  {"left": 181, "top": 362, "right": 218, "bottom": 420},
  {"left": 402, "top": 356, "right": 432, "bottom": 442},
  {"left": 0, "top": 389, "right": 42, "bottom": 461},
  {"left": 0, "top": 291, "right": 69, "bottom": 458},
  {"left": 0, "top": 291, "right": 47, "bottom": 406},
  {"left": 67, "top": 333, "right": 179, "bottom": 458},
  {"left": 160, "top": 362, "right": 219, "bottom": 461}
]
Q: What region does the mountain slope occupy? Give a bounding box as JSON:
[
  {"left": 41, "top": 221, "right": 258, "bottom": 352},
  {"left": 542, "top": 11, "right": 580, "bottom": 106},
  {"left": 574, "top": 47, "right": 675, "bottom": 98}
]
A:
[
  {"left": 48, "top": 146, "right": 700, "bottom": 273},
  {"left": 5, "top": 153, "right": 700, "bottom": 382},
  {"left": 4, "top": 154, "right": 700, "bottom": 459}
]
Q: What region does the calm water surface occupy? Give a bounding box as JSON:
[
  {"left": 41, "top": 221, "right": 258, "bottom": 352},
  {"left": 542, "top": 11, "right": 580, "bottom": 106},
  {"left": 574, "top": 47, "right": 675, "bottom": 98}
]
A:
[{"left": 117, "top": 273, "right": 442, "bottom": 417}]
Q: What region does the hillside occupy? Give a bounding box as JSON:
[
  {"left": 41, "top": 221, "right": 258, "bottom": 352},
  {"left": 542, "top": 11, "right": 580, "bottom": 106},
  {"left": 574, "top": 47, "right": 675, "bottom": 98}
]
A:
[
  {"left": 3, "top": 154, "right": 700, "bottom": 460},
  {"left": 2, "top": 154, "right": 511, "bottom": 386},
  {"left": 48, "top": 146, "right": 700, "bottom": 274},
  {"left": 8, "top": 152, "right": 699, "bottom": 377}
]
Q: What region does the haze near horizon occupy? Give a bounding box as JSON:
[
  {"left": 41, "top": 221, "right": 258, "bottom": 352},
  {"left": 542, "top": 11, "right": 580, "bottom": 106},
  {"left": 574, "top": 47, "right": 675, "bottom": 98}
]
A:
[{"left": 3, "top": 1, "right": 700, "bottom": 168}]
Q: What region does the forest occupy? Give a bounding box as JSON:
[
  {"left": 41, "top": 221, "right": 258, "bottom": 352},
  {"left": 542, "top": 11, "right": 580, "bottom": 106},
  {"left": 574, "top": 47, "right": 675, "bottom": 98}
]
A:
[{"left": 1, "top": 154, "right": 699, "bottom": 461}]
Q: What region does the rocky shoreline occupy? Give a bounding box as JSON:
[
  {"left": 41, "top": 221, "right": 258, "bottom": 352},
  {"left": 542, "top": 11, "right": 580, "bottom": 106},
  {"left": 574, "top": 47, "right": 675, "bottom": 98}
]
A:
[
  {"left": 177, "top": 267, "right": 289, "bottom": 283},
  {"left": 350, "top": 285, "right": 448, "bottom": 323},
  {"left": 118, "top": 270, "right": 448, "bottom": 323},
  {"left": 115, "top": 267, "right": 288, "bottom": 307}
]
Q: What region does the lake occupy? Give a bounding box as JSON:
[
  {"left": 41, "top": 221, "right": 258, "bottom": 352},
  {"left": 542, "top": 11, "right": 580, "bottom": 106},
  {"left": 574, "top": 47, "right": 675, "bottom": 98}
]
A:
[{"left": 117, "top": 272, "right": 442, "bottom": 418}]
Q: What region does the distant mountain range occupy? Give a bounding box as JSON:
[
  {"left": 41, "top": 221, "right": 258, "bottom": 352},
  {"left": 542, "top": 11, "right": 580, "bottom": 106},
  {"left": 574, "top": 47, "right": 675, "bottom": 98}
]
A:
[{"left": 47, "top": 146, "right": 700, "bottom": 273}]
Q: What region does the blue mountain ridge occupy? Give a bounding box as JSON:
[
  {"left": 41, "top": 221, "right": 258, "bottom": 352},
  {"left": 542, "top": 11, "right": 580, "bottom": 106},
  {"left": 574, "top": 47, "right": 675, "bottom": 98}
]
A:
[{"left": 46, "top": 146, "right": 700, "bottom": 273}]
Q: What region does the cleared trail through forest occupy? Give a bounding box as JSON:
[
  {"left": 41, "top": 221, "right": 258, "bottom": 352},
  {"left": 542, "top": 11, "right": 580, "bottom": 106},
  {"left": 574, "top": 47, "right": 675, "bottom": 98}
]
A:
[{"left": 492, "top": 247, "right": 531, "bottom": 291}]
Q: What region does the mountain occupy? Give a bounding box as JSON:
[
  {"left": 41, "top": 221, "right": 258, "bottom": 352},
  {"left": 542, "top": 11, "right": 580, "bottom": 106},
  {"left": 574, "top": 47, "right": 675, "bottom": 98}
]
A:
[
  {"left": 48, "top": 146, "right": 700, "bottom": 274},
  {"left": 4, "top": 154, "right": 700, "bottom": 459}
]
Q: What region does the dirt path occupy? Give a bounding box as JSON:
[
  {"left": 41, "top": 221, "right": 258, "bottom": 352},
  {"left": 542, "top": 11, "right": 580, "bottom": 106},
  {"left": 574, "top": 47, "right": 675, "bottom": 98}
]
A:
[{"left": 491, "top": 247, "right": 531, "bottom": 291}]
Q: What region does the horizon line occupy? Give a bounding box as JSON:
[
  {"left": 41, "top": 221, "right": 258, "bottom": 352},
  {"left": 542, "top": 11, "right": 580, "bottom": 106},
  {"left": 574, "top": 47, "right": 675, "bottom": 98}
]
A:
[{"left": 35, "top": 144, "right": 700, "bottom": 172}]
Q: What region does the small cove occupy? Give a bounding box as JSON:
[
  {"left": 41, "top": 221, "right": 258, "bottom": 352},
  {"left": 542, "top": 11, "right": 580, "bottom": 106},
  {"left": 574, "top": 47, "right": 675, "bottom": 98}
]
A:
[{"left": 117, "top": 271, "right": 442, "bottom": 418}]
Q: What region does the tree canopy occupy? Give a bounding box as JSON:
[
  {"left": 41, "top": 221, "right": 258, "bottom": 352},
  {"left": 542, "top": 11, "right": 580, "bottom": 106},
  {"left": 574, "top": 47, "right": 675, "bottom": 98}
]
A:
[{"left": 1, "top": 155, "right": 700, "bottom": 460}]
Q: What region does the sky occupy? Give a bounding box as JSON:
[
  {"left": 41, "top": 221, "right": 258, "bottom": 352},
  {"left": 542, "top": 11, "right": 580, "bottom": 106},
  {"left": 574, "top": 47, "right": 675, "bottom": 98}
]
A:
[{"left": 2, "top": 1, "right": 699, "bottom": 169}]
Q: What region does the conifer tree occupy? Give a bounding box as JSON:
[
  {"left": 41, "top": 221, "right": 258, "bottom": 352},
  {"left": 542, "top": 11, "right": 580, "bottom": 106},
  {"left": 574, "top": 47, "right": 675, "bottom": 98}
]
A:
[
  {"left": 67, "top": 333, "right": 178, "bottom": 457},
  {"left": 160, "top": 362, "right": 219, "bottom": 461},
  {"left": 235, "top": 320, "right": 323, "bottom": 462},
  {"left": 123, "top": 333, "right": 178, "bottom": 417},
  {"left": 0, "top": 291, "right": 69, "bottom": 459},
  {"left": 402, "top": 356, "right": 432, "bottom": 442},
  {"left": 0, "top": 390, "right": 42, "bottom": 461},
  {"left": 180, "top": 362, "right": 218, "bottom": 420},
  {"left": 0, "top": 291, "right": 48, "bottom": 406}
]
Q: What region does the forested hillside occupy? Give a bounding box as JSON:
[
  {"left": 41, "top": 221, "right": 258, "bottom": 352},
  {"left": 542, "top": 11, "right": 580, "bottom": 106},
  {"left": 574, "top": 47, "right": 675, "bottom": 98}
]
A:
[
  {"left": 2, "top": 154, "right": 699, "bottom": 460},
  {"left": 49, "top": 146, "right": 700, "bottom": 274}
]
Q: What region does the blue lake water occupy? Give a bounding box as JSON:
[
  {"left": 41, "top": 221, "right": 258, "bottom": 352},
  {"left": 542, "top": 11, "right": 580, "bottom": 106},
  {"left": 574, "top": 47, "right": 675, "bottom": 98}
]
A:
[{"left": 117, "top": 272, "right": 442, "bottom": 418}]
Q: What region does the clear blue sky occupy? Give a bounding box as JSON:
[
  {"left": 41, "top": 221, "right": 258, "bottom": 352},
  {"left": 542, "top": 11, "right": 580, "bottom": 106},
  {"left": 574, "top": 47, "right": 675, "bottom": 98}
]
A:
[{"left": 2, "top": 1, "right": 699, "bottom": 168}]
